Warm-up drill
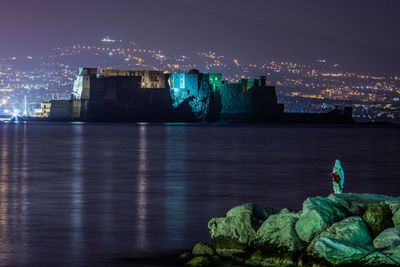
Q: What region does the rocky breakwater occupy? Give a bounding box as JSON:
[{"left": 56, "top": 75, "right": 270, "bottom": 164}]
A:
[{"left": 181, "top": 193, "right": 400, "bottom": 266}]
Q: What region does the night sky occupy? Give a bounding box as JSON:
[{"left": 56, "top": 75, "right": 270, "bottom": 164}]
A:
[{"left": 1, "top": 0, "right": 400, "bottom": 74}]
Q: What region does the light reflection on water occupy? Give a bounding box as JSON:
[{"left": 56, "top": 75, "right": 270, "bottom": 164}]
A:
[
  {"left": 0, "top": 124, "right": 29, "bottom": 265},
  {"left": 0, "top": 122, "right": 399, "bottom": 266},
  {"left": 70, "top": 124, "right": 83, "bottom": 262},
  {"left": 136, "top": 125, "right": 148, "bottom": 250},
  {"left": 0, "top": 125, "right": 10, "bottom": 264},
  {"left": 164, "top": 126, "right": 187, "bottom": 249}
]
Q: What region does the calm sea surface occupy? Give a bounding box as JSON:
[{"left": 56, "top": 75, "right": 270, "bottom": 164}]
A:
[{"left": 0, "top": 122, "right": 399, "bottom": 266}]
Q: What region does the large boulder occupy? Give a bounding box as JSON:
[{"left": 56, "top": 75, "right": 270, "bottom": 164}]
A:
[
  {"left": 255, "top": 212, "right": 304, "bottom": 254},
  {"left": 295, "top": 196, "right": 348, "bottom": 242},
  {"left": 315, "top": 237, "right": 373, "bottom": 265},
  {"left": 307, "top": 216, "right": 372, "bottom": 257},
  {"left": 362, "top": 202, "right": 393, "bottom": 237},
  {"left": 226, "top": 203, "right": 277, "bottom": 229},
  {"left": 328, "top": 193, "right": 397, "bottom": 216},
  {"left": 393, "top": 209, "right": 400, "bottom": 228},
  {"left": 361, "top": 246, "right": 400, "bottom": 266},
  {"left": 208, "top": 203, "right": 277, "bottom": 245},
  {"left": 373, "top": 228, "right": 400, "bottom": 250}
]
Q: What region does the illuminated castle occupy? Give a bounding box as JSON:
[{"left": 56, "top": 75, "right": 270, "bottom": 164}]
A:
[{"left": 50, "top": 67, "right": 284, "bottom": 122}]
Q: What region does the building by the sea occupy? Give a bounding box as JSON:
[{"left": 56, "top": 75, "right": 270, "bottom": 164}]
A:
[{"left": 48, "top": 67, "right": 284, "bottom": 122}]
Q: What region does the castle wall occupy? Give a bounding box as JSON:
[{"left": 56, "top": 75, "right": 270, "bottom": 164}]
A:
[
  {"left": 215, "top": 83, "right": 252, "bottom": 114},
  {"left": 169, "top": 73, "right": 211, "bottom": 119},
  {"left": 69, "top": 68, "right": 283, "bottom": 122},
  {"left": 50, "top": 100, "right": 72, "bottom": 121},
  {"left": 99, "top": 69, "right": 166, "bottom": 88},
  {"left": 212, "top": 80, "right": 284, "bottom": 120},
  {"left": 71, "top": 99, "right": 81, "bottom": 120}
]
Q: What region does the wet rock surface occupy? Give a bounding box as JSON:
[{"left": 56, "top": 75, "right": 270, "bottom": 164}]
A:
[{"left": 182, "top": 193, "right": 400, "bottom": 267}]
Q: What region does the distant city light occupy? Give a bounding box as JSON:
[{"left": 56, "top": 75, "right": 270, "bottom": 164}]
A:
[
  {"left": 101, "top": 37, "right": 116, "bottom": 43},
  {"left": 0, "top": 39, "right": 399, "bottom": 122}
]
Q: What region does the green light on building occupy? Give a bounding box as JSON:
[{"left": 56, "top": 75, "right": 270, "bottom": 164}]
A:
[{"left": 208, "top": 73, "right": 222, "bottom": 91}]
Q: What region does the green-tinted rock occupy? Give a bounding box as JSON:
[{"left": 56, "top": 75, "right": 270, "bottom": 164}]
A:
[
  {"left": 211, "top": 237, "right": 247, "bottom": 257},
  {"left": 192, "top": 242, "right": 214, "bottom": 256},
  {"left": 373, "top": 228, "right": 400, "bottom": 250},
  {"left": 179, "top": 252, "right": 193, "bottom": 260},
  {"left": 186, "top": 256, "right": 213, "bottom": 267},
  {"left": 245, "top": 250, "right": 296, "bottom": 267},
  {"left": 315, "top": 237, "right": 373, "bottom": 265},
  {"left": 279, "top": 208, "right": 300, "bottom": 215},
  {"left": 255, "top": 213, "right": 304, "bottom": 253},
  {"left": 385, "top": 246, "right": 400, "bottom": 265},
  {"left": 393, "top": 209, "right": 400, "bottom": 228},
  {"left": 385, "top": 199, "right": 400, "bottom": 215},
  {"left": 363, "top": 202, "right": 393, "bottom": 237},
  {"left": 307, "top": 216, "right": 372, "bottom": 257},
  {"left": 226, "top": 203, "right": 277, "bottom": 228},
  {"left": 295, "top": 196, "right": 347, "bottom": 242},
  {"left": 361, "top": 246, "right": 400, "bottom": 266},
  {"left": 328, "top": 193, "right": 397, "bottom": 216},
  {"left": 208, "top": 203, "right": 277, "bottom": 244},
  {"left": 208, "top": 217, "right": 230, "bottom": 238}
]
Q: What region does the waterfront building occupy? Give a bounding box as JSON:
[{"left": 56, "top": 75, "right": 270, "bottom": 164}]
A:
[
  {"left": 70, "top": 68, "right": 172, "bottom": 121},
  {"left": 49, "top": 67, "right": 284, "bottom": 122},
  {"left": 34, "top": 102, "right": 51, "bottom": 117}
]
